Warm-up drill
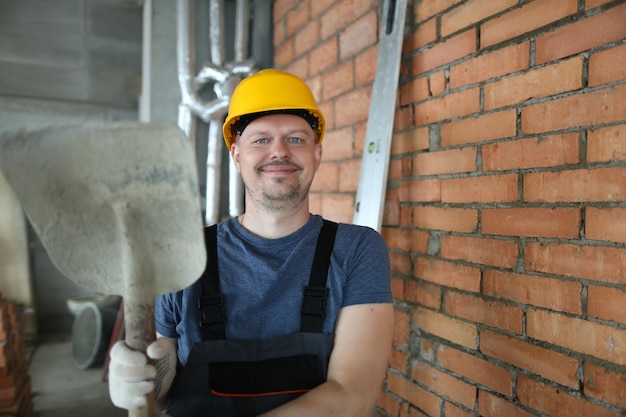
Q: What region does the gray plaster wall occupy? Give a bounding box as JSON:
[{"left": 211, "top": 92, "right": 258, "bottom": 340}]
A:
[
  {"left": 0, "top": 0, "right": 142, "bottom": 108},
  {"left": 0, "top": 0, "right": 273, "bottom": 338},
  {"left": 0, "top": 0, "right": 143, "bottom": 337}
]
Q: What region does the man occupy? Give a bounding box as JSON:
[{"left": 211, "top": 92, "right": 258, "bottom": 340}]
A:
[{"left": 109, "top": 69, "right": 393, "bottom": 417}]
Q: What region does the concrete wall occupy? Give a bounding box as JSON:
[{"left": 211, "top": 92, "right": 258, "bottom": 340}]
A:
[
  {"left": 0, "top": 0, "right": 142, "bottom": 337},
  {"left": 0, "top": 0, "right": 142, "bottom": 108},
  {"left": 0, "top": 0, "right": 272, "bottom": 338},
  {"left": 273, "top": 0, "right": 626, "bottom": 416}
]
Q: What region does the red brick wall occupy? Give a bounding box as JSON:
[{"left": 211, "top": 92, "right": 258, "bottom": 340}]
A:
[
  {"left": 0, "top": 293, "right": 32, "bottom": 416},
  {"left": 274, "top": 1, "right": 626, "bottom": 416}
]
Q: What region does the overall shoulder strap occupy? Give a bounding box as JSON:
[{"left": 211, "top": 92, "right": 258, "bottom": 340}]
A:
[
  {"left": 300, "top": 220, "right": 338, "bottom": 333},
  {"left": 199, "top": 219, "right": 339, "bottom": 338},
  {"left": 198, "top": 224, "right": 226, "bottom": 340}
]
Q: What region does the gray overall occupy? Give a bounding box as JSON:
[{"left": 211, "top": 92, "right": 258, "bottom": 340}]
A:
[{"left": 164, "top": 220, "right": 338, "bottom": 417}]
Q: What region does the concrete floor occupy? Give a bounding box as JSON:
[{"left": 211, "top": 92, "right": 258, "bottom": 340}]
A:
[{"left": 29, "top": 335, "right": 125, "bottom": 417}]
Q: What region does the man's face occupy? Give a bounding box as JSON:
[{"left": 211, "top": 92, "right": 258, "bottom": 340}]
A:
[{"left": 230, "top": 113, "right": 322, "bottom": 212}]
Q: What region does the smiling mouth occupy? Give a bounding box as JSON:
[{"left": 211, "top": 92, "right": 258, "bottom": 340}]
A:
[{"left": 258, "top": 162, "right": 301, "bottom": 174}]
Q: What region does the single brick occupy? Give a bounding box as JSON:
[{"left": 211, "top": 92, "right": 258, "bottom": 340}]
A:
[
  {"left": 484, "top": 56, "right": 583, "bottom": 111},
  {"left": 523, "top": 84, "right": 626, "bottom": 134},
  {"left": 441, "top": 110, "right": 517, "bottom": 146},
  {"left": 413, "top": 206, "right": 478, "bottom": 233},
  {"left": 482, "top": 207, "right": 581, "bottom": 238},
  {"left": 524, "top": 167, "right": 626, "bottom": 203},
  {"left": 442, "top": 0, "right": 518, "bottom": 38},
  {"left": 483, "top": 133, "right": 579, "bottom": 171},
  {"left": 535, "top": 2, "right": 626, "bottom": 64},
  {"left": 481, "top": 0, "right": 578, "bottom": 48},
  {"left": 480, "top": 329, "right": 579, "bottom": 388},
  {"left": 450, "top": 42, "right": 530, "bottom": 90},
  {"left": 412, "top": 29, "right": 477, "bottom": 75},
  {"left": 483, "top": 269, "right": 583, "bottom": 314},
  {"left": 413, "top": 147, "right": 477, "bottom": 176},
  {"left": 525, "top": 241, "right": 626, "bottom": 285},
  {"left": 441, "top": 174, "right": 519, "bottom": 204},
  {"left": 589, "top": 43, "right": 626, "bottom": 87},
  {"left": 527, "top": 308, "right": 626, "bottom": 365},
  {"left": 587, "top": 124, "right": 626, "bottom": 163},
  {"left": 517, "top": 374, "right": 622, "bottom": 417},
  {"left": 586, "top": 207, "right": 626, "bottom": 244}
]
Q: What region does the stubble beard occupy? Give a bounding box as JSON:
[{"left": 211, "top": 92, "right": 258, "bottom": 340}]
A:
[{"left": 245, "top": 173, "right": 312, "bottom": 212}]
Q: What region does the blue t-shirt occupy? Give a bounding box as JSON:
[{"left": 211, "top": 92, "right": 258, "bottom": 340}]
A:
[{"left": 155, "top": 214, "right": 391, "bottom": 365}]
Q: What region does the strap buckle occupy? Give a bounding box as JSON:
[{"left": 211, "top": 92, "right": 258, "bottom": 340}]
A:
[
  {"left": 301, "top": 286, "right": 328, "bottom": 318},
  {"left": 198, "top": 294, "right": 225, "bottom": 327}
]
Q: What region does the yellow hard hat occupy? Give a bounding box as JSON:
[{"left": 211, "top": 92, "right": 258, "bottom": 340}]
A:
[{"left": 222, "top": 69, "right": 326, "bottom": 150}]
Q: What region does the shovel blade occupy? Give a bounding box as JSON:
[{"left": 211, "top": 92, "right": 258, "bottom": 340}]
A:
[{"left": 0, "top": 122, "right": 207, "bottom": 301}]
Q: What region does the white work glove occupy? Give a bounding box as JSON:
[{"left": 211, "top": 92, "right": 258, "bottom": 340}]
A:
[
  {"left": 108, "top": 338, "right": 177, "bottom": 410},
  {"left": 149, "top": 337, "right": 177, "bottom": 400}
]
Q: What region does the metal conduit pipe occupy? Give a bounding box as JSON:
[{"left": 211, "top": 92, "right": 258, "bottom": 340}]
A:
[
  {"left": 234, "top": 0, "right": 248, "bottom": 62},
  {"left": 176, "top": 0, "right": 197, "bottom": 142},
  {"left": 228, "top": 0, "right": 249, "bottom": 218},
  {"left": 176, "top": 0, "right": 225, "bottom": 226},
  {"left": 177, "top": 0, "right": 255, "bottom": 225},
  {"left": 176, "top": 0, "right": 230, "bottom": 124},
  {"left": 203, "top": 0, "right": 226, "bottom": 226},
  {"left": 205, "top": 118, "right": 223, "bottom": 225},
  {"left": 209, "top": 0, "right": 225, "bottom": 66}
]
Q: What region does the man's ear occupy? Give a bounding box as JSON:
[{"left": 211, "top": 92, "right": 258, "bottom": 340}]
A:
[
  {"left": 230, "top": 142, "right": 242, "bottom": 172},
  {"left": 314, "top": 143, "right": 323, "bottom": 170}
]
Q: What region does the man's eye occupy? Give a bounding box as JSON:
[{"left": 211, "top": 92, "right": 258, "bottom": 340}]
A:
[
  {"left": 286, "top": 137, "right": 303, "bottom": 144},
  {"left": 254, "top": 138, "right": 269, "bottom": 144}
]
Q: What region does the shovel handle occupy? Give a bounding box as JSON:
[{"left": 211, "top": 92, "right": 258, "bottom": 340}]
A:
[
  {"left": 129, "top": 392, "right": 155, "bottom": 417},
  {"left": 124, "top": 300, "right": 157, "bottom": 417},
  {"left": 124, "top": 301, "right": 157, "bottom": 351}
]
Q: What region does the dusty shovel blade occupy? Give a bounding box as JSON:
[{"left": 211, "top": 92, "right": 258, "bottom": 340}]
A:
[{"left": 0, "top": 121, "right": 207, "bottom": 301}]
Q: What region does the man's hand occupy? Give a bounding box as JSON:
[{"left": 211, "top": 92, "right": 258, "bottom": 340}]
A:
[
  {"left": 108, "top": 338, "right": 177, "bottom": 409},
  {"left": 148, "top": 337, "right": 177, "bottom": 400}
]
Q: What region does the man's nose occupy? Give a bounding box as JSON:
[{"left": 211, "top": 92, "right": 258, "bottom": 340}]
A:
[{"left": 269, "top": 138, "right": 289, "bottom": 158}]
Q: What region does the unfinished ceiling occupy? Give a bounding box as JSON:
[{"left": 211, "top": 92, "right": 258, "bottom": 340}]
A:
[{"left": 0, "top": 0, "right": 143, "bottom": 108}]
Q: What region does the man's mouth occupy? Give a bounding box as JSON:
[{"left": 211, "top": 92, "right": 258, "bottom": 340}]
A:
[{"left": 258, "top": 162, "right": 300, "bottom": 174}]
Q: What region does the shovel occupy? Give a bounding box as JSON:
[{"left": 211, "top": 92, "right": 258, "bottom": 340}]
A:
[{"left": 0, "top": 121, "right": 207, "bottom": 416}]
